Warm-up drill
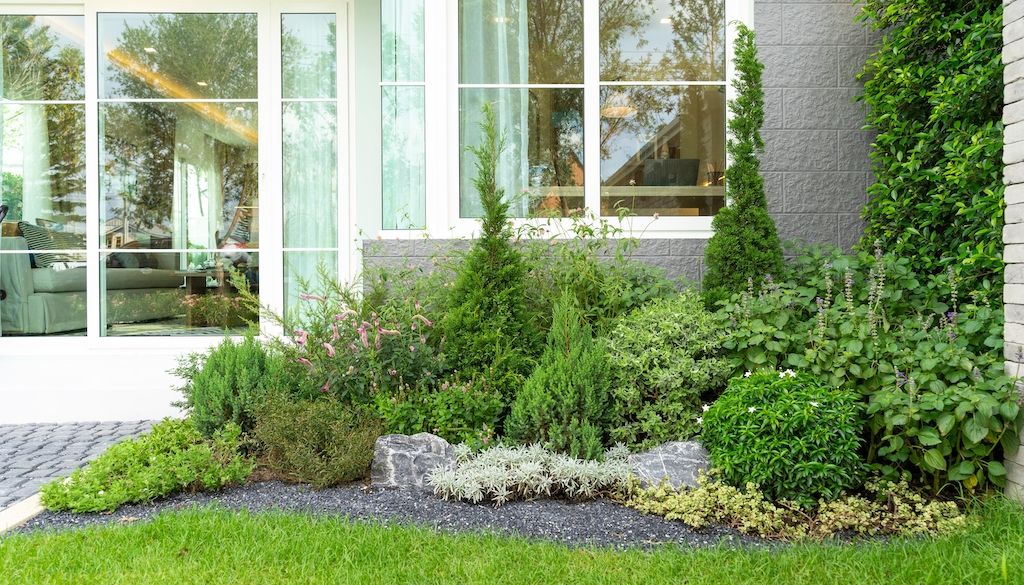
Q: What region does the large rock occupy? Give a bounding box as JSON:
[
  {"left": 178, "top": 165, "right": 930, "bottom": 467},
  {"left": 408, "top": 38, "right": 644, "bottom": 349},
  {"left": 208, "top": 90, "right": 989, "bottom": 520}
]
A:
[
  {"left": 371, "top": 433, "right": 455, "bottom": 491},
  {"left": 628, "top": 441, "right": 710, "bottom": 490}
]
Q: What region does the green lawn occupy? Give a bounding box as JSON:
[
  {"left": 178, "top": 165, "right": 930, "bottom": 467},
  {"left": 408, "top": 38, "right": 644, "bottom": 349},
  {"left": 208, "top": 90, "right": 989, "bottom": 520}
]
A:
[{"left": 2, "top": 499, "right": 1023, "bottom": 584}]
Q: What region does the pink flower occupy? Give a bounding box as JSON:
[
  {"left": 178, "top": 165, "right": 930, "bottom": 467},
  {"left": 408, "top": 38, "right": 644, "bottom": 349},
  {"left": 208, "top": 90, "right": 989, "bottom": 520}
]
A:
[
  {"left": 320, "top": 381, "right": 331, "bottom": 393},
  {"left": 294, "top": 329, "right": 308, "bottom": 346},
  {"left": 334, "top": 309, "right": 357, "bottom": 322},
  {"left": 357, "top": 324, "right": 369, "bottom": 348},
  {"left": 388, "top": 368, "right": 397, "bottom": 376},
  {"left": 330, "top": 323, "right": 340, "bottom": 341},
  {"left": 299, "top": 292, "right": 325, "bottom": 302},
  {"left": 412, "top": 314, "right": 433, "bottom": 328},
  {"left": 296, "top": 357, "right": 314, "bottom": 369},
  {"left": 323, "top": 342, "right": 336, "bottom": 358},
  {"left": 378, "top": 327, "right": 400, "bottom": 336},
  {"left": 415, "top": 300, "right": 422, "bottom": 311}
]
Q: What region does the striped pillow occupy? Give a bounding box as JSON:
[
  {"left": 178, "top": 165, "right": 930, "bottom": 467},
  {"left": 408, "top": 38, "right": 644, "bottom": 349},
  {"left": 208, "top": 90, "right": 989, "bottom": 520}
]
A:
[{"left": 18, "top": 221, "right": 60, "bottom": 268}]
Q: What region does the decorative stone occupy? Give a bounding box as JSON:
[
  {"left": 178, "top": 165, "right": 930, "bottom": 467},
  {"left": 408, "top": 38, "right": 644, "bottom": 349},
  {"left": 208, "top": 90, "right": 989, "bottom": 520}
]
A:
[
  {"left": 370, "top": 433, "right": 455, "bottom": 491},
  {"left": 628, "top": 441, "right": 710, "bottom": 490}
]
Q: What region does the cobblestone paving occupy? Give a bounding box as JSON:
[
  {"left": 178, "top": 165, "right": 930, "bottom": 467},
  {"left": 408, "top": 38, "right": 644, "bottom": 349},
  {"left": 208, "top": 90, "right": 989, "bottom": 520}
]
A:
[{"left": 0, "top": 421, "right": 154, "bottom": 509}]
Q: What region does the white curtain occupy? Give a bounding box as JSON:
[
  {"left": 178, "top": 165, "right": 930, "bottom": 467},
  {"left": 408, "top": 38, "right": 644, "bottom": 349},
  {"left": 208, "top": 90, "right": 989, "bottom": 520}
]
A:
[{"left": 459, "top": 0, "right": 531, "bottom": 218}]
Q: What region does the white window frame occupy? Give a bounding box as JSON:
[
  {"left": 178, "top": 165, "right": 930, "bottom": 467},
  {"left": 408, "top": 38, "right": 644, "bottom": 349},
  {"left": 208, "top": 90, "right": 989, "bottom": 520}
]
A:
[
  {"left": 0, "top": 0, "right": 354, "bottom": 354},
  {"left": 403, "top": 0, "right": 753, "bottom": 241}
]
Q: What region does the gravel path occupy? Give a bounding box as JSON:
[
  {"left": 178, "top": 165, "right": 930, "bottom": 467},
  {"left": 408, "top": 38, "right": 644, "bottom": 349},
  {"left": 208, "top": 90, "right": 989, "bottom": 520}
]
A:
[
  {"left": 17, "top": 481, "right": 765, "bottom": 550},
  {"left": 0, "top": 421, "right": 154, "bottom": 509}
]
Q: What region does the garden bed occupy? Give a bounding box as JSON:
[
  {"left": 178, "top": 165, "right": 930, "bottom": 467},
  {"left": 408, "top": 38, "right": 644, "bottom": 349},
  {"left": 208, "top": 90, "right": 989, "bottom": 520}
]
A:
[{"left": 16, "top": 480, "right": 761, "bottom": 550}]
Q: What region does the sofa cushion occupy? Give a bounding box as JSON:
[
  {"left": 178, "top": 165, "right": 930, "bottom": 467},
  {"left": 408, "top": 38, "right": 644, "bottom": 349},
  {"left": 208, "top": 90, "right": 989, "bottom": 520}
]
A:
[
  {"left": 18, "top": 222, "right": 60, "bottom": 268},
  {"left": 32, "top": 267, "right": 184, "bottom": 293}
]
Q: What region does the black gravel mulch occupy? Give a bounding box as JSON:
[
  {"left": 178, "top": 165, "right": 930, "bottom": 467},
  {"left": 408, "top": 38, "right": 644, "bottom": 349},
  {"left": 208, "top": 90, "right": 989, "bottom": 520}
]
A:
[{"left": 15, "top": 481, "right": 767, "bottom": 550}]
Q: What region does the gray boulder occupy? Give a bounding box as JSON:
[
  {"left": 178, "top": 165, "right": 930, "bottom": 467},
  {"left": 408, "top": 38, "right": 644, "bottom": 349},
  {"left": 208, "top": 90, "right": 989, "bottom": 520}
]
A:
[
  {"left": 628, "top": 441, "right": 710, "bottom": 490},
  {"left": 371, "top": 433, "right": 455, "bottom": 491}
]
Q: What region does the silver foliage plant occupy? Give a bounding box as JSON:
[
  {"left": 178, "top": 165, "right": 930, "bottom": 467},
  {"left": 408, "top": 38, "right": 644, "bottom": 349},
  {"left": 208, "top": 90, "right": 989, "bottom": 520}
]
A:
[{"left": 429, "top": 443, "right": 631, "bottom": 506}]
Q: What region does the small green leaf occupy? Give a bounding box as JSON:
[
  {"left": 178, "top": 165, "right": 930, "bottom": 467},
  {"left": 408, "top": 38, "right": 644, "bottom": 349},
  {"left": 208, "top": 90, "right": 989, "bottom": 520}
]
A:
[{"left": 923, "top": 448, "right": 947, "bottom": 471}]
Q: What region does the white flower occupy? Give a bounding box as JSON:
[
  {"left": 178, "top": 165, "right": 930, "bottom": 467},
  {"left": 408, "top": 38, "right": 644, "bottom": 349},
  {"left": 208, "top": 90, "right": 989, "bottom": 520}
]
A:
[
  {"left": 696, "top": 417, "right": 703, "bottom": 425},
  {"left": 810, "top": 401, "right": 820, "bottom": 408},
  {"left": 744, "top": 371, "right": 752, "bottom": 378},
  {"left": 702, "top": 404, "right": 711, "bottom": 412},
  {"left": 783, "top": 369, "right": 797, "bottom": 378},
  {"left": 748, "top": 406, "right": 757, "bottom": 413}
]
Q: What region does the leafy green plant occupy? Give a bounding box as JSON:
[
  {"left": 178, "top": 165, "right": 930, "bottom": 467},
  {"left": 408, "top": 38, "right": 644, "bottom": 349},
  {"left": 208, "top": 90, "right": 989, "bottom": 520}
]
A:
[
  {"left": 606, "top": 291, "right": 732, "bottom": 450},
  {"left": 374, "top": 376, "right": 504, "bottom": 450},
  {"left": 859, "top": 0, "right": 1004, "bottom": 303},
  {"left": 717, "top": 246, "right": 1021, "bottom": 496},
  {"left": 429, "top": 443, "right": 631, "bottom": 506},
  {"left": 622, "top": 473, "right": 966, "bottom": 540},
  {"left": 251, "top": 394, "right": 383, "bottom": 489},
  {"left": 175, "top": 335, "right": 303, "bottom": 436},
  {"left": 702, "top": 22, "right": 782, "bottom": 307},
  {"left": 505, "top": 292, "right": 612, "bottom": 460},
  {"left": 701, "top": 370, "right": 865, "bottom": 505},
  {"left": 40, "top": 419, "right": 252, "bottom": 513},
  {"left": 440, "top": 102, "right": 539, "bottom": 400}
]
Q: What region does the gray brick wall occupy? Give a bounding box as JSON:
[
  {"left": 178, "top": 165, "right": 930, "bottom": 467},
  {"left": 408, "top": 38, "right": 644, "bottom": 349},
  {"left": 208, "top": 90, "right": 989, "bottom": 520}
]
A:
[
  {"left": 364, "top": 1, "right": 876, "bottom": 283},
  {"left": 1003, "top": 0, "right": 1024, "bottom": 502}
]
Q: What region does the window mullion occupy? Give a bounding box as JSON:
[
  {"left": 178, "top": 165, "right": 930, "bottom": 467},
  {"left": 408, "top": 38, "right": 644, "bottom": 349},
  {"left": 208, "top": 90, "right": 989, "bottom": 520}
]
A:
[{"left": 583, "top": 0, "right": 599, "bottom": 219}]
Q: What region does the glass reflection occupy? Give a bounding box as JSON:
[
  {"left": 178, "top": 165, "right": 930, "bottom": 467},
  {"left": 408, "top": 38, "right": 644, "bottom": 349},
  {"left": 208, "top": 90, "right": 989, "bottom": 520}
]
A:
[
  {"left": 100, "top": 102, "right": 259, "bottom": 250},
  {"left": 284, "top": 251, "right": 337, "bottom": 319},
  {"left": 0, "top": 252, "right": 86, "bottom": 336},
  {"left": 460, "top": 88, "right": 584, "bottom": 218},
  {"left": 382, "top": 86, "right": 425, "bottom": 229},
  {"left": 103, "top": 250, "right": 258, "bottom": 336},
  {"left": 98, "top": 13, "right": 257, "bottom": 100},
  {"left": 282, "top": 14, "right": 337, "bottom": 99},
  {"left": 0, "top": 15, "right": 84, "bottom": 101},
  {"left": 459, "top": 0, "right": 583, "bottom": 84},
  {"left": 1, "top": 104, "right": 86, "bottom": 244},
  {"left": 600, "top": 0, "right": 725, "bottom": 82},
  {"left": 283, "top": 101, "right": 337, "bottom": 248},
  {"left": 381, "top": 0, "right": 424, "bottom": 82},
  {"left": 600, "top": 85, "right": 725, "bottom": 216}
]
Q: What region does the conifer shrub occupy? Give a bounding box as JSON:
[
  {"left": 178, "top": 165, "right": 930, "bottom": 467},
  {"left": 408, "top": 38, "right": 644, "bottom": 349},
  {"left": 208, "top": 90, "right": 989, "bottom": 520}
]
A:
[
  {"left": 606, "top": 291, "right": 731, "bottom": 450},
  {"left": 505, "top": 292, "right": 611, "bottom": 460},
  {"left": 440, "top": 102, "right": 538, "bottom": 400},
  {"left": 702, "top": 23, "right": 783, "bottom": 307}
]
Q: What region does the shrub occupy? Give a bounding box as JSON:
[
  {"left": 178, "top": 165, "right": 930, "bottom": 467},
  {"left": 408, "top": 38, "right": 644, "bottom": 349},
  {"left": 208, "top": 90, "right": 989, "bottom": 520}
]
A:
[
  {"left": 40, "top": 419, "right": 252, "bottom": 513},
  {"left": 251, "top": 394, "right": 383, "bottom": 489},
  {"left": 175, "top": 335, "right": 301, "bottom": 436},
  {"left": 622, "top": 473, "right": 966, "bottom": 540},
  {"left": 702, "top": 23, "right": 783, "bottom": 307},
  {"left": 440, "top": 102, "right": 538, "bottom": 400},
  {"left": 375, "top": 376, "right": 504, "bottom": 449},
  {"left": 606, "top": 291, "right": 732, "bottom": 450},
  {"left": 429, "top": 443, "right": 630, "bottom": 506},
  {"left": 701, "top": 370, "right": 865, "bottom": 505},
  {"left": 717, "top": 246, "right": 1022, "bottom": 496},
  {"left": 505, "top": 293, "right": 612, "bottom": 460},
  {"left": 859, "top": 0, "right": 1003, "bottom": 303}
]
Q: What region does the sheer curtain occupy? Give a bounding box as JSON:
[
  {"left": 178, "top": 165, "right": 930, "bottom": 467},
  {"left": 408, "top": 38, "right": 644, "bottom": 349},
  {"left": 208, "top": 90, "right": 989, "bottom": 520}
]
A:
[{"left": 459, "top": 0, "right": 530, "bottom": 217}]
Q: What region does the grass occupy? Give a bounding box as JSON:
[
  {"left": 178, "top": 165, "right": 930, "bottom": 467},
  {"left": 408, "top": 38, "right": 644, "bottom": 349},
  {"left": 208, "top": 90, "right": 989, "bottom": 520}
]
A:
[{"left": 2, "top": 498, "right": 1023, "bottom": 584}]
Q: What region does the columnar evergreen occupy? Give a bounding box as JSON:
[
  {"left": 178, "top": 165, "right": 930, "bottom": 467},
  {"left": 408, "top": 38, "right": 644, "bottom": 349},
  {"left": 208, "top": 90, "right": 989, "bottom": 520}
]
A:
[{"left": 701, "top": 23, "right": 783, "bottom": 307}]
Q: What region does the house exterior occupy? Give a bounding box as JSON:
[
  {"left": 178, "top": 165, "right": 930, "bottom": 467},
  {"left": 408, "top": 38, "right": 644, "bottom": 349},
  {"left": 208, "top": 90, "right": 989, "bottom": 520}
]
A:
[{"left": 0, "top": 0, "right": 875, "bottom": 424}]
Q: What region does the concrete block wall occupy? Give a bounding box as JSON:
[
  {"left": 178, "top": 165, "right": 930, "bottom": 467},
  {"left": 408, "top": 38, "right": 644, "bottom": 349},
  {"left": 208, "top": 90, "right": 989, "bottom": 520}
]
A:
[
  {"left": 1003, "top": 0, "right": 1024, "bottom": 502},
  {"left": 364, "top": 0, "right": 876, "bottom": 281}
]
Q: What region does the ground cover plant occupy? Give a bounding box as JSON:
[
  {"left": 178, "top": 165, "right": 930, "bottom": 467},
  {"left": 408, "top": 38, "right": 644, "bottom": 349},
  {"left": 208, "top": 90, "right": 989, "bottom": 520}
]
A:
[
  {"left": 859, "top": 0, "right": 1004, "bottom": 303},
  {"left": 40, "top": 419, "right": 252, "bottom": 513},
  {"left": 4, "top": 500, "right": 1024, "bottom": 584},
  {"left": 702, "top": 23, "right": 783, "bottom": 306}
]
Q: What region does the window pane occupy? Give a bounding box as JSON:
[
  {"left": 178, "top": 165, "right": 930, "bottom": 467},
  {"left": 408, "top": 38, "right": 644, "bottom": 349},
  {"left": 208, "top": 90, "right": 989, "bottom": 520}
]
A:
[
  {"left": 600, "top": 85, "right": 725, "bottom": 216},
  {"left": 382, "top": 86, "right": 425, "bottom": 229},
  {"left": 460, "top": 88, "right": 583, "bottom": 218},
  {"left": 100, "top": 102, "right": 259, "bottom": 249},
  {"left": 284, "top": 250, "right": 337, "bottom": 319},
  {"left": 283, "top": 101, "right": 337, "bottom": 248},
  {"left": 102, "top": 250, "right": 258, "bottom": 336},
  {"left": 98, "top": 13, "right": 257, "bottom": 100},
  {"left": 381, "top": 0, "right": 424, "bottom": 83},
  {"left": 600, "top": 0, "right": 725, "bottom": 82},
  {"left": 1, "top": 103, "right": 86, "bottom": 246},
  {"left": 459, "top": 0, "right": 583, "bottom": 84},
  {"left": 0, "top": 251, "right": 86, "bottom": 336},
  {"left": 282, "top": 14, "right": 337, "bottom": 99},
  {"left": 0, "top": 15, "right": 85, "bottom": 101}
]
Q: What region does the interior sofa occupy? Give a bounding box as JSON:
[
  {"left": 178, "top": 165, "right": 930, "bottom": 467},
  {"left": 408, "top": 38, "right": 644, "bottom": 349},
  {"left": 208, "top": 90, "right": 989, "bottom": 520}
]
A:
[{"left": 0, "top": 236, "right": 185, "bottom": 334}]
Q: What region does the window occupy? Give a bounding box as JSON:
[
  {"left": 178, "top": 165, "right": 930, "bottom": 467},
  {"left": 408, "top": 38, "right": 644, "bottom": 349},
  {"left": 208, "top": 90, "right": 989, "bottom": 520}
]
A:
[
  {"left": 458, "top": 0, "right": 584, "bottom": 218},
  {"left": 451, "top": 0, "right": 727, "bottom": 221},
  {"left": 381, "top": 0, "right": 426, "bottom": 229},
  {"left": 0, "top": 15, "right": 86, "bottom": 337},
  {"left": 98, "top": 12, "right": 259, "bottom": 335}
]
